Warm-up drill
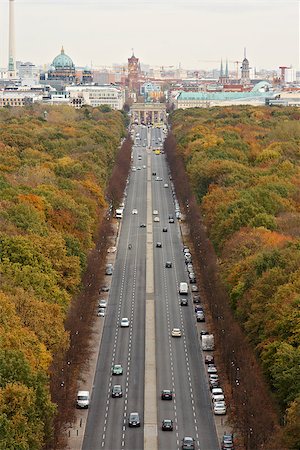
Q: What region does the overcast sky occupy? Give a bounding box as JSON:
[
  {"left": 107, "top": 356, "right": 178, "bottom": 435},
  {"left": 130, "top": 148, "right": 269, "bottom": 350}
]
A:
[{"left": 0, "top": 0, "right": 299, "bottom": 71}]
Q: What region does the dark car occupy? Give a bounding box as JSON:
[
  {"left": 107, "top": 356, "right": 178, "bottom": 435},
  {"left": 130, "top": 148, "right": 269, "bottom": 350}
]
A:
[
  {"left": 168, "top": 216, "right": 174, "bottom": 223},
  {"left": 182, "top": 436, "right": 195, "bottom": 449},
  {"left": 193, "top": 294, "right": 201, "bottom": 304},
  {"left": 221, "top": 433, "right": 234, "bottom": 449},
  {"left": 165, "top": 261, "right": 172, "bottom": 268},
  {"left": 128, "top": 412, "right": 140, "bottom": 427},
  {"left": 189, "top": 273, "right": 196, "bottom": 283},
  {"left": 140, "top": 223, "right": 146, "bottom": 228},
  {"left": 195, "top": 305, "right": 203, "bottom": 313},
  {"left": 191, "top": 285, "right": 198, "bottom": 292},
  {"left": 152, "top": 171, "right": 156, "bottom": 176},
  {"left": 111, "top": 385, "right": 123, "bottom": 398},
  {"left": 161, "top": 389, "right": 173, "bottom": 400},
  {"left": 180, "top": 297, "right": 188, "bottom": 306},
  {"left": 162, "top": 419, "right": 173, "bottom": 431},
  {"left": 156, "top": 242, "right": 162, "bottom": 248},
  {"left": 162, "top": 227, "right": 168, "bottom": 232}
]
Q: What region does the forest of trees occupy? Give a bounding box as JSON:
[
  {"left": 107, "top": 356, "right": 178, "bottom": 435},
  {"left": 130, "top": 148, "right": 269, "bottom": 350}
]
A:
[
  {"left": 0, "top": 105, "right": 126, "bottom": 449},
  {"left": 170, "top": 106, "right": 300, "bottom": 448}
]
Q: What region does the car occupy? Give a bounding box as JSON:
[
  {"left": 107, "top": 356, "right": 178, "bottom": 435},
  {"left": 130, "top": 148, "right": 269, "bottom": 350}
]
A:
[
  {"left": 193, "top": 294, "right": 201, "bottom": 304},
  {"left": 205, "top": 355, "right": 214, "bottom": 365},
  {"left": 221, "top": 433, "right": 234, "bottom": 449},
  {"left": 164, "top": 183, "right": 169, "bottom": 188},
  {"left": 183, "top": 248, "right": 190, "bottom": 254},
  {"left": 112, "top": 364, "right": 123, "bottom": 375},
  {"left": 120, "top": 317, "right": 130, "bottom": 327},
  {"left": 214, "top": 401, "right": 227, "bottom": 415},
  {"left": 97, "top": 307, "right": 105, "bottom": 317},
  {"left": 98, "top": 299, "right": 107, "bottom": 308},
  {"left": 100, "top": 285, "right": 109, "bottom": 292},
  {"left": 140, "top": 223, "right": 146, "bottom": 228},
  {"left": 154, "top": 216, "right": 160, "bottom": 222},
  {"left": 105, "top": 264, "right": 113, "bottom": 275},
  {"left": 138, "top": 155, "right": 142, "bottom": 159},
  {"left": 209, "top": 375, "right": 220, "bottom": 389},
  {"left": 132, "top": 167, "right": 136, "bottom": 172},
  {"left": 195, "top": 305, "right": 203, "bottom": 312},
  {"left": 180, "top": 297, "right": 188, "bottom": 306},
  {"left": 152, "top": 172, "right": 156, "bottom": 176},
  {"left": 162, "top": 419, "right": 173, "bottom": 431},
  {"left": 137, "top": 166, "right": 141, "bottom": 170},
  {"left": 155, "top": 176, "right": 162, "bottom": 181},
  {"left": 211, "top": 387, "right": 223, "bottom": 397},
  {"left": 132, "top": 209, "right": 138, "bottom": 215},
  {"left": 76, "top": 390, "right": 90, "bottom": 409},
  {"left": 185, "top": 256, "right": 192, "bottom": 264},
  {"left": 196, "top": 311, "right": 205, "bottom": 322},
  {"left": 143, "top": 165, "right": 146, "bottom": 169},
  {"left": 189, "top": 274, "right": 196, "bottom": 284},
  {"left": 111, "top": 385, "right": 123, "bottom": 398},
  {"left": 171, "top": 328, "right": 182, "bottom": 337},
  {"left": 156, "top": 242, "right": 162, "bottom": 248},
  {"left": 207, "top": 364, "right": 218, "bottom": 374},
  {"left": 162, "top": 227, "right": 168, "bottom": 232},
  {"left": 128, "top": 412, "right": 141, "bottom": 427},
  {"left": 161, "top": 389, "right": 173, "bottom": 400},
  {"left": 182, "top": 436, "right": 195, "bottom": 449},
  {"left": 153, "top": 210, "right": 158, "bottom": 215},
  {"left": 165, "top": 261, "right": 172, "bottom": 268},
  {"left": 191, "top": 285, "right": 198, "bottom": 293},
  {"left": 200, "top": 330, "right": 209, "bottom": 336},
  {"left": 169, "top": 217, "right": 175, "bottom": 223}
]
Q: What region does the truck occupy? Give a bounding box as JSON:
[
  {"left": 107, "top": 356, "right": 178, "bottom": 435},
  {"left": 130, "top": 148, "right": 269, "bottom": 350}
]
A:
[
  {"left": 201, "top": 334, "right": 214, "bottom": 351},
  {"left": 179, "top": 282, "right": 188, "bottom": 295},
  {"left": 115, "top": 208, "right": 123, "bottom": 219}
]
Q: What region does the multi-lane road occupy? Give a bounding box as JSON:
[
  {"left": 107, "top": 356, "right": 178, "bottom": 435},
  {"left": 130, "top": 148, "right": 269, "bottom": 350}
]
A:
[{"left": 82, "top": 125, "right": 220, "bottom": 450}]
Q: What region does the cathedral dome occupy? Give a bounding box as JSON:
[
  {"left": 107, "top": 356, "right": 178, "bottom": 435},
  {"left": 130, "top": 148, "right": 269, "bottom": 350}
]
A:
[{"left": 52, "top": 46, "right": 74, "bottom": 70}]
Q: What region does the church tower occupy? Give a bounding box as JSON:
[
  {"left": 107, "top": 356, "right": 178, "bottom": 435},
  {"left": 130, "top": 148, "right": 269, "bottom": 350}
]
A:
[
  {"left": 219, "top": 58, "right": 229, "bottom": 84},
  {"left": 240, "top": 48, "right": 250, "bottom": 85}
]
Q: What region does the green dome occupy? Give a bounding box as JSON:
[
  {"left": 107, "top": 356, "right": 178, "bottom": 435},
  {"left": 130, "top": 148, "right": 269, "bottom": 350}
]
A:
[{"left": 52, "top": 47, "right": 74, "bottom": 70}]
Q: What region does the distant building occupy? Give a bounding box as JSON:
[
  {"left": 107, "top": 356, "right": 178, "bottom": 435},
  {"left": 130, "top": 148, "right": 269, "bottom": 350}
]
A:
[
  {"left": 66, "top": 85, "right": 125, "bottom": 109},
  {"left": 140, "top": 82, "right": 161, "bottom": 101},
  {"left": 18, "top": 61, "right": 40, "bottom": 86},
  {"left": 0, "top": 90, "right": 42, "bottom": 107},
  {"left": 219, "top": 59, "right": 229, "bottom": 84},
  {"left": 48, "top": 46, "right": 76, "bottom": 83}
]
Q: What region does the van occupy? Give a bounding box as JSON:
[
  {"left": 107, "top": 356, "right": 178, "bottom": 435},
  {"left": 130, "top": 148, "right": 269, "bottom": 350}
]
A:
[
  {"left": 179, "top": 282, "right": 188, "bottom": 295},
  {"left": 76, "top": 390, "right": 90, "bottom": 408}
]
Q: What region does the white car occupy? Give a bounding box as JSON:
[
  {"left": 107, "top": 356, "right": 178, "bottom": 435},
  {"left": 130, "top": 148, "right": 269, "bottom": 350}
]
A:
[
  {"left": 154, "top": 217, "right": 160, "bottom": 222},
  {"left": 132, "top": 209, "right": 138, "bottom": 215},
  {"left": 153, "top": 210, "right": 158, "bottom": 215},
  {"left": 171, "top": 328, "right": 182, "bottom": 337},
  {"left": 164, "top": 183, "right": 169, "bottom": 188},
  {"left": 207, "top": 364, "right": 217, "bottom": 374},
  {"left": 98, "top": 299, "right": 107, "bottom": 308},
  {"left": 213, "top": 401, "right": 227, "bottom": 415},
  {"left": 120, "top": 317, "right": 130, "bottom": 327},
  {"left": 132, "top": 167, "right": 136, "bottom": 172},
  {"left": 143, "top": 165, "right": 146, "bottom": 169}
]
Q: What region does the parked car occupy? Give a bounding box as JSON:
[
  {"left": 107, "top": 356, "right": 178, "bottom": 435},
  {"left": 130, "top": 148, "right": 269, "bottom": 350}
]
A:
[
  {"left": 214, "top": 401, "right": 227, "bottom": 415},
  {"left": 196, "top": 311, "right": 205, "bottom": 322},
  {"left": 205, "top": 355, "right": 214, "bottom": 364},
  {"left": 221, "top": 433, "right": 234, "bottom": 449},
  {"left": 98, "top": 299, "right": 107, "bottom": 308},
  {"left": 105, "top": 264, "right": 113, "bottom": 275},
  {"left": 191, "top": 285, "right": 199, "bottom": 292},
  {"left": 193, "top": 294, "right": 201, "bottom": 304},
  {"left": 207, "top": 364, "right": 218, "bottom": 374}
]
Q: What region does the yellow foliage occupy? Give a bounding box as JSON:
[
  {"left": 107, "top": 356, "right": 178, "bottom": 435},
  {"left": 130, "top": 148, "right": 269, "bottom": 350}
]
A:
[{"left": 81, "top": 179, "right": 106, "bottom": 206}]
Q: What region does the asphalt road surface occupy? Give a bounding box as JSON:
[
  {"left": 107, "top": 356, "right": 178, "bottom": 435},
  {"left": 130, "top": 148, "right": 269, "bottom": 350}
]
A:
[{"left": 82, "top": 124, "right": 219, "bottom": 450}]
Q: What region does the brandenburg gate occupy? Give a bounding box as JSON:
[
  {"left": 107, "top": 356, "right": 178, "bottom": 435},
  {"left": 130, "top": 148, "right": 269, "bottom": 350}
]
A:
[{"left": 130, "top": 103, "right": 167, "bottom": 125}]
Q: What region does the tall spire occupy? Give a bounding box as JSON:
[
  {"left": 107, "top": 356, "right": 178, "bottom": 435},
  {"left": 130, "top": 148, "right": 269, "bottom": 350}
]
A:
[
  {"left": 244, "top": 47, "right": 247, "bottom": 59},
  {"left": 225, "top": 59, "right": 229, "bottom": 78},
  {"left": 220, "top": 59, "right": 224, "bottom": 77},
  {"left": 61, "top": 45, "right": 65, "bottom": 54},
  {"left": 8, "top": 0, "right": 16, "bottom": 73}
]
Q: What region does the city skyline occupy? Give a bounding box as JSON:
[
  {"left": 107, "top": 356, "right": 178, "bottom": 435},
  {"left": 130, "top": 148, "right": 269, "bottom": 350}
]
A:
[{"left": 0, "top": 0, "right": 299, "bottom": 71}]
